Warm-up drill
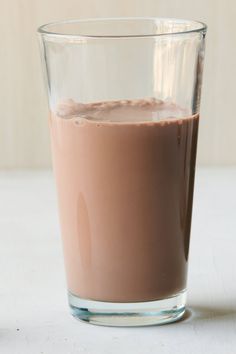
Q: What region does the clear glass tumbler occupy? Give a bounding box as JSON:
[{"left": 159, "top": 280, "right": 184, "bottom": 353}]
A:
[{"left": 38, "top": 18, "right": 207, "bottom": 326}]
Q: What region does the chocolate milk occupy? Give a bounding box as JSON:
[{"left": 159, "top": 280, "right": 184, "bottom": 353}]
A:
[{"left": 50, "top": 99, "right": 199, "bottom": 303}]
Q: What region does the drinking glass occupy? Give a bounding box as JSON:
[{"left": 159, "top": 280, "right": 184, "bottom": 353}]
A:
[{"left": 38, "top": 18, "right": 207, "bottom": 326}]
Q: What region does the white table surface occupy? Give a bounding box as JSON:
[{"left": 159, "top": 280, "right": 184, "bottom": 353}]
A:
[{"left": 0, "top": 167, "right": 236, "bottom": 354}]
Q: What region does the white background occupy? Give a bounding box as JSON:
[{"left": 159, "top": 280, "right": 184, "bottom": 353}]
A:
[
  {"left": 1, "top": 168, "right": 235, "bottom": 353},
  {"left": 1, "top": 0, "right": 236, "bottom": 167},
  {"left": 1, "top": 2, "right": 236, "bottom": 353}
]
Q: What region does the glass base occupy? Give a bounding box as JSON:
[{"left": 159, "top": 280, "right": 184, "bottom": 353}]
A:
[{"left": 68, "top": 290, "right": 186, "bottom": 327}]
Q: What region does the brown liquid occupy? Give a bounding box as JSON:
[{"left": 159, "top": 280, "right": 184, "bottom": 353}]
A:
[{"left": 50, "top": 99, "right": 199, "bottom": 302}]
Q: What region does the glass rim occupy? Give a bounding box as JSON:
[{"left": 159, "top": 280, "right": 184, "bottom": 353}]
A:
[{"left": 37, "top": 17, "right": 207, "bottom": 39}]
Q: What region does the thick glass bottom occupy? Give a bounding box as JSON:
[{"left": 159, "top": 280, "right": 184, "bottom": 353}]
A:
[{"left": 68, "top": 290, "right": 186, "bottom": 327}]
